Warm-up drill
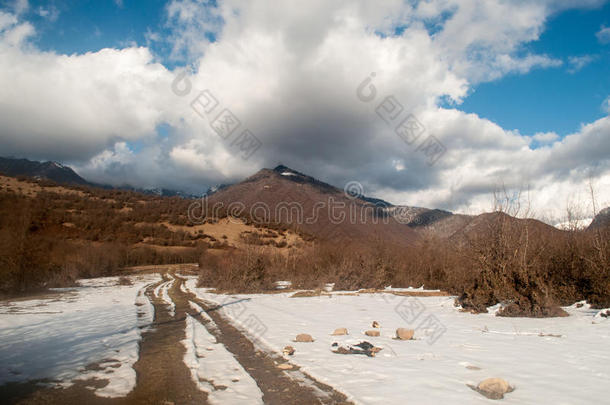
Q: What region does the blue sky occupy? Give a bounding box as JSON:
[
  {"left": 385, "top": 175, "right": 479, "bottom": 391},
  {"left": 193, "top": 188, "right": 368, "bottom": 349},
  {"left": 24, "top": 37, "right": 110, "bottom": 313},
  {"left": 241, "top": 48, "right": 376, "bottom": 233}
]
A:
[
  {"left": 460, "top": 2, "right": 610, "bottom": 137},
  {"left": 7, "top": 0, "right": 609, "bottom": 140},
  {"left": 6, "top": 0, "right": 168, "bottom": 54}
]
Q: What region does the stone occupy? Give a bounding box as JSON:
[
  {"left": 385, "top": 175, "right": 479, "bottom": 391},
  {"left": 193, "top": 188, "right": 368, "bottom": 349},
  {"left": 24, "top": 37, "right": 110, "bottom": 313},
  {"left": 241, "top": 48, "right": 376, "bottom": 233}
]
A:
[
  {"left": 283, "top": 346, "right": 295, "bottom": 356},
  {"left": 277, "top": 363, "right": 293, "bottom": 370},
  {"left": 372, "top": 321, "right": 380, "bottom": 328},
  {"left": 364, "top": 330, "right": 380, "bottom": 337},
  {"left": 470, "top": 378, "right": 514, "bottom": 400},
  {"left": 331, "top": 327, "right": 348, "bottom": 336},
  {"left": 295, "top": 333, "right": 314, "bottom": 342},
  {"left": 395, "top": 328, "right": 415, "bottom": 340}
]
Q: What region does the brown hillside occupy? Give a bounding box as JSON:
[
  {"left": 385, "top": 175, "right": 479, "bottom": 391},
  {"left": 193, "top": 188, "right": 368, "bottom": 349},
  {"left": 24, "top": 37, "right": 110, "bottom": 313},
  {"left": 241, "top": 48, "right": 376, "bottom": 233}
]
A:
[{"left": 203, "top": 166, "right": 418, "bottom": 247}]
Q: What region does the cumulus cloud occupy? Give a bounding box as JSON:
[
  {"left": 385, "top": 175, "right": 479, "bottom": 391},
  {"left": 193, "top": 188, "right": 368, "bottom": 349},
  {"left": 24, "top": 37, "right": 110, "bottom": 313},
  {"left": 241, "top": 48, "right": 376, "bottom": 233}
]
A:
[
  {"left": 0, "top": 0, "right": 609, "bottom": 222},
  {"left": 0, "top": 13, "right": 178, "bottom": 162}
]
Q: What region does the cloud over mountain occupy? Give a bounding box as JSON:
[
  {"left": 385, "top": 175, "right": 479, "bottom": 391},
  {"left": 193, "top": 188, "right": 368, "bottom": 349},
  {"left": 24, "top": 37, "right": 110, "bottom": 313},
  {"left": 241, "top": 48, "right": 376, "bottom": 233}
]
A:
[{"left": 0, "top": 0, "right": 608, "bottom": 221}]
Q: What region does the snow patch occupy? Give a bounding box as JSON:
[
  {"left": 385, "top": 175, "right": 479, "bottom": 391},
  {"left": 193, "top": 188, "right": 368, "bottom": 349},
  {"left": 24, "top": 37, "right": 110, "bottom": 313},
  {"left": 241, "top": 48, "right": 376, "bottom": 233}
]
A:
[
  {"left": 0, "top": 274, "right": 161, "bottom": 397},
  {"left": 592, "top": 308, "right": 610, "bottom": 324},
  {"left": 274, "top": 280, "right": 292, "bottom": 290},
  {"left": 182, "top": 315, "right": 263, "bottom": 404},
  {"left": 155, "top": 276, "right": 176, "bottom": 317}
]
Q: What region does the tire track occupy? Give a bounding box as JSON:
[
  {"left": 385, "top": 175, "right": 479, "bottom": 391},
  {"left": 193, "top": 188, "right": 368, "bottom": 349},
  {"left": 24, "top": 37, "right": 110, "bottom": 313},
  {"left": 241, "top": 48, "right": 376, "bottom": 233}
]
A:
[
  {"left": 6, "top": 272, "right": 353, "bottom": 405},
  {"left": 9, "top": 275, "right": 209, "bottom": 405},
  {"left": 174, "top": 274, "right": 352, "bottom": 405}
]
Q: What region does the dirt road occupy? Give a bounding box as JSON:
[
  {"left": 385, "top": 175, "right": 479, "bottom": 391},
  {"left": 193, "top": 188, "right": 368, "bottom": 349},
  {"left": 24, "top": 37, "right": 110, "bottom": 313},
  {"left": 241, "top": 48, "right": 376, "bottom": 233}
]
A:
[{"left": 2, "top": 272, "right": 351, "bottom": 405}]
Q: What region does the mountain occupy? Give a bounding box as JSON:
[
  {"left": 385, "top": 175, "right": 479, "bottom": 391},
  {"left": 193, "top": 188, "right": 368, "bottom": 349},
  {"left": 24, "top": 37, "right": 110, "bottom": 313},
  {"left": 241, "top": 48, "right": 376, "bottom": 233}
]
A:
[
  {"left": 0, "top": 157, "right": 200, "bottom": 198},
  {"left": 0, "top": 157, "right": 565, "bottom": 244},
  {"left": 588, "top": 207, "right": 610, "bottom": 230},
  {"left": 204, "top": 165, "right": 420, "bottom": 246},
  {"left": 384, "top": 205, "right": 455, "bottom": 228},
  {"left": 203, "top": 165, "right": 563, "bottom": 245},
  {"left": 0, "top": 157, "right": 90, "bottom": 186},
  {"left": 123, "top": 186, "right": 202, "bottom": 199}
]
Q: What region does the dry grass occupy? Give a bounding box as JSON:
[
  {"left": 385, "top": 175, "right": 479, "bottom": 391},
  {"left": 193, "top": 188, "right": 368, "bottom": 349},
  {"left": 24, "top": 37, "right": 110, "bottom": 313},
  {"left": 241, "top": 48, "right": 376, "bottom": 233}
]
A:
[
  {"left": 121, "top": 263, "right": 199, "bottom": 276},
  {"left": 161, "top": 218, "right": 307, "bottom": 253},
  {"left": 290, "top": 290, "right": 328, "bottom": 298},
  {"left": 360, "top": 289, "right": 451, "bottom": 297},
  {"left": 0, "top": 175, "right": 86, "bottom": 198},
  {"left": 1, "top": 174, "right": 609, "bottom": 316}
]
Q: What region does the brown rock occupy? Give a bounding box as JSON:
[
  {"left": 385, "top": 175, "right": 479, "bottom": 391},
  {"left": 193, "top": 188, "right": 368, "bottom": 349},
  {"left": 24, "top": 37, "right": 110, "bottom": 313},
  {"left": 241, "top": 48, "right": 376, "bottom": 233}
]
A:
[
  {"left": 469, "top": 377, "right": 514, "bottom": 400},
  {"left": 283, "top": 346, "right": 295, "bottom": 355},
  {"left": 364, "top": 330, "right": 380, "bottom": 337},
  {"left": 372, "top": 321, "right": 380, "bottom": 328},
  {"left": 331, "top": 327, "right": 348, "bottom": 336},
  {"left": 294, "top": 334, "right": 314, "bottom": 342},
  {"left": 277, "top": 363, "right": 293, "bottom": 370},
  {"left": 333, "top": 346, "right": 351, "bottom": 355},
  {"left": 395, "top": 328, "right": 414, "bottom": 340}
]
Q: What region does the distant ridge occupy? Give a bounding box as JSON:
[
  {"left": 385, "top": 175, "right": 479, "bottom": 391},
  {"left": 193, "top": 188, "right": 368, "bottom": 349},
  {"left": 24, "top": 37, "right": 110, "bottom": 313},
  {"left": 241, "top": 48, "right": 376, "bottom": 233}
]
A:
[
  {"left": 588, "top": 207, "right": 610, "bottom": 230},
  {"left": 0, "top": 156, "right": 201, "bottom": 198},
  {"left": 0, "top": 156, "right": 89, "bottom": 185}
]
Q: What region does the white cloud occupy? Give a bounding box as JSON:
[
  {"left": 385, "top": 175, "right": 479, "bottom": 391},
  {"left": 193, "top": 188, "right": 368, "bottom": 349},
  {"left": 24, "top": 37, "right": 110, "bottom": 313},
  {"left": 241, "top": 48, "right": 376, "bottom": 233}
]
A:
[
  {"left": 162, "top": 0, "right": 224, "bottom": 61},
  {"left": 0, "top": 10, "right": 33, "bottom": 46},
  {"left": 0, "top": 11, "right": 17, "bottom": 31},
  {"left": 597, "top": 25, "right": 610, "bottom": 44},
  {"left": 567, "top": 54, "right": 595, "bottom": 73},
  {"left": 532, "top": 131, "right": 560, "bottom": 145},
  {"left": 0, "top": 14, "right": 177, "bottom": 161},
  {"left": 378, "top": 113, "right": 610, "bottom": 219}
]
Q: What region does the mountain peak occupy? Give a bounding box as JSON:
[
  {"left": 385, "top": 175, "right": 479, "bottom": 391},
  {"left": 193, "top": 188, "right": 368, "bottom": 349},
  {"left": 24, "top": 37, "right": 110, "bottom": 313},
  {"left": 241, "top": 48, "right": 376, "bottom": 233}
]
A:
[
  {"left": 273, "top": 164, "right": 291, "bottom": 172},
  {"left": 272, "top": 165, "right": 304, "bottom": 176}
]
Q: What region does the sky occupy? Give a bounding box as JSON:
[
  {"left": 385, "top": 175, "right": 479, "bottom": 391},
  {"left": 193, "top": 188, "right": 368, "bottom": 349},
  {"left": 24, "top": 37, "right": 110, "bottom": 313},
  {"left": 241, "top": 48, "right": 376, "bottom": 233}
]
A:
[{"left": 0, "top": 0, "right": 609, "bottom": 223}]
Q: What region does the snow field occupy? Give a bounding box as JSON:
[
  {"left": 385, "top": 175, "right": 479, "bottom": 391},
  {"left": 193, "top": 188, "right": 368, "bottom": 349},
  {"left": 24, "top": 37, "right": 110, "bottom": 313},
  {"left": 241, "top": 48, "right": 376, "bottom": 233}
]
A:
[
  {"left": 185, "top": 282, "right": 610, "bottom": 404},
  {"left": 0, "top": 274, "right": 161, "bottom": 397}
]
